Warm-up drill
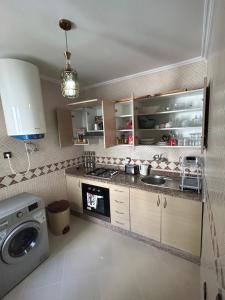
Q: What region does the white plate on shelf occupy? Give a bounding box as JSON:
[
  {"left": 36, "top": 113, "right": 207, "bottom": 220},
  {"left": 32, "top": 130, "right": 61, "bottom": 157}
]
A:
[
  {"left": 156, "top": 142, "right": 168, "bottom": 146},
  {"left": 140, "top": 138, "right": 155, "bottom": 145}
]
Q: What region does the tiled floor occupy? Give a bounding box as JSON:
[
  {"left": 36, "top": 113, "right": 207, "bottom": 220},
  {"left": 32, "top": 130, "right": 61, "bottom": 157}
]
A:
[{"left": 3, "top": 216, "right": 200, "bottom": 300}]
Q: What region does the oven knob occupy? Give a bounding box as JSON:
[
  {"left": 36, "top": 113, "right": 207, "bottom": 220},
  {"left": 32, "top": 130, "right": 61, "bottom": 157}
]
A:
[
  {"left": 17, "top": 211, "right": 23, "bottom": 218},
  {"left": 97, "top": 189, "right": 101, "bottom": 193}
]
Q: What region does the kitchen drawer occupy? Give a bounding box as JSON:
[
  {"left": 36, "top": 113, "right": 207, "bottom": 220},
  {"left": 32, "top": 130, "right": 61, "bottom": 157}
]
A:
[
  {"left": 111, "top": 206, "right": 129, "bottom": 219},
  {"left": 110, "top": 197, "right": 129, "bottom": 211},
  {"left": 110, "top": 185, "right": 129, "bottom": 204},
  {"left": 111, "top": 214, "right": 130, "bottom": 230}
]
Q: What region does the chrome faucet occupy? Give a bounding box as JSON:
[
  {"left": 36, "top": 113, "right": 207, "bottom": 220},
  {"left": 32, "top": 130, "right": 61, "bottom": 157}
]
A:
[{"left": 153, "top": 153, "right": 168, "bottom": 162}]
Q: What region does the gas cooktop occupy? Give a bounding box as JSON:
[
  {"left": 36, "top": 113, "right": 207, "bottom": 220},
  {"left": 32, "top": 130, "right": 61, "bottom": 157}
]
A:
[{"left": 86, "top": 168, "right": 119, "bottom": 179}]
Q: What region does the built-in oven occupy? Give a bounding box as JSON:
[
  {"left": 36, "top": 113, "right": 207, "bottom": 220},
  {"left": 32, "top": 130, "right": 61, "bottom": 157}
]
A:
[{"left": 82, "top": 183, "right": 110, "bottom": 222}]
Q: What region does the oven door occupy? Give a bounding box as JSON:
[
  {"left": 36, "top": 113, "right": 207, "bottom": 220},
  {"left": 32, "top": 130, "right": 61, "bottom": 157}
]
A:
[
  {"left": 82, "top": 183, "right": 110, "bottom": 220},
  {"left": 1, "top": 221, "right": 41, "bottom": 265}
]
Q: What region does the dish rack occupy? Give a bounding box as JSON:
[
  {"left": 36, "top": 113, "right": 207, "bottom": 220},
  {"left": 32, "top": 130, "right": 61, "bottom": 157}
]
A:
[{"left": 179, "top": 156, "right": 202, "bottom": 193}]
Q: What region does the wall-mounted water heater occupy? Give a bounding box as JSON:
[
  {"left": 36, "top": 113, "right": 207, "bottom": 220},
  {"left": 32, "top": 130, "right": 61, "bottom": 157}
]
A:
[{"left": 0, "top": 58, "right": 46, "bottom": 140}]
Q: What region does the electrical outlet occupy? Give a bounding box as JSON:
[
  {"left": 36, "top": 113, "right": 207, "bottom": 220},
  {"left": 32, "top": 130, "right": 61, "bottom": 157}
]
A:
[{"left": 3, "top": 152, "right": 12, "bottom": 159}]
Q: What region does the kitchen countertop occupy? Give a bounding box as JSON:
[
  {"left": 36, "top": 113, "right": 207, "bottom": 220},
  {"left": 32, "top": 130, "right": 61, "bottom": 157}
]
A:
[{"left": 65, "top": 166, "right": 202, "bottom": 202}]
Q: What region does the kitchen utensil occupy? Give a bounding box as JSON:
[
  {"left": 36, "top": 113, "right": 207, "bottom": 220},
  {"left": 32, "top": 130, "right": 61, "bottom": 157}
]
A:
[{"left": 138, "top": 116, "right": 156, "bottom": 129}]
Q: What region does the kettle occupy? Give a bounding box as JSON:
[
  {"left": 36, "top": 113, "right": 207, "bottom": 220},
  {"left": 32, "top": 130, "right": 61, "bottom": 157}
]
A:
[{"left": 139, "top": 164, "right": 149, "bottom": 176}]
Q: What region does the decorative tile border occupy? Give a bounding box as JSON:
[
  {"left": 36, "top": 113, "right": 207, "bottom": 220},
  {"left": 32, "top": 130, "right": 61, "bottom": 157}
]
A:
[
  {"left": 95, "top": 156, "right": 199, "bottom": 173},
  {"left": 0, "top": 156, "right": 82, "bottom": 189}
]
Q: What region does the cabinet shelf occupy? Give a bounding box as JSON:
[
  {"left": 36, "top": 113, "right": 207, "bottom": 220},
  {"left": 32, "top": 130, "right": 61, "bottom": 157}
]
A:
[
  {"left": 87, "top": 130, "right": 104, "bottom": 133},
  {"left": 135, "top": 145, "right": 201, "bottom": 148},
  {"left": 115, "top": 114, "right": 132, "bottom": 118},
  {"left": 74, "top": 142, "right": 89, "bottom": 146},
  {"left": 135, "top": 107, "right": 202, "bottom": 116},
  {"left": 116, "top": 144, "right": 133, "bottom": 146},
  {"left": 135, "top": 88, "right": 203, "bottom": 102},
  {"left": 136, "top": 126, "right": 201, "bottom": 131}
]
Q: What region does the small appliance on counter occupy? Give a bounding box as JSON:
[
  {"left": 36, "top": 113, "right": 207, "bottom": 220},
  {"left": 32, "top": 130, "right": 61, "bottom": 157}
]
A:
[
  {"left": 179, "top": 156, "right": 202, "bottom": 193},
  {"left": 124, "top": 157, "right": 139, "bottom": 175}
]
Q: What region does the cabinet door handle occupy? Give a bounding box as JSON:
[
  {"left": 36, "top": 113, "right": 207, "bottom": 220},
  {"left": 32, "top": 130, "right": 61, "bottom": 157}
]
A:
[
  {"left": 164, "top": 198, "right": 167, "bottom": 208},
  {"left": 157, "top": 195, "right": 160, "bottom": 207},
  {"left": 115, "top": 199, "right": 124, "bottom": 204},
  {"left": 115, "top": 220, "right": 124, "bottom": 225},
  {"left": 113, "top": 189, "right": 124, "bottom": 193},
  {"left": 115, "top": 210, "right": 124, "bottom": 215}
]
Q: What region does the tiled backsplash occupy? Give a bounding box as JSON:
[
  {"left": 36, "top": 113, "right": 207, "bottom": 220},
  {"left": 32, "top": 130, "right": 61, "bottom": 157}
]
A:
[
  {"left": 97, "top": 156, "right": 179, "bottom": 170},
  {"left": 96, "top": 155, "right": 198, "bottom": 173},
  {"left": 0, "top": 154, "right": 200, "bottom": 190}
]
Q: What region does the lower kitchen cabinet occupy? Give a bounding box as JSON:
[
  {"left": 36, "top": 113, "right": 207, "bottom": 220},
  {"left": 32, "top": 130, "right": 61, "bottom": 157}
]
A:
[
  {"left": 130, "top": 189, "right": 161, "bottom": 242},
  {"left": 66, "top": 176, "right": 83, "bottom": 213},
  {"left": 161, "top": 195, "right": 202, "bottom": 256},
  {"left": 65, "top": 174, "right": 202, "bottom": 257}
]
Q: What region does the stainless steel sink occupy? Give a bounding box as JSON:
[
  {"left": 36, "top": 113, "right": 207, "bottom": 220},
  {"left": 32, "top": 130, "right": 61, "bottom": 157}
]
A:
[{"left": 141, "top": 175, "right": 167, "bottom": 186}]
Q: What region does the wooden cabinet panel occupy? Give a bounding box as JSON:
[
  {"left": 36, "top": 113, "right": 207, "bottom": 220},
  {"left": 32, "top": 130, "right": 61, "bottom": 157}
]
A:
[
  {"left": 130, "top": 189, "right": 161, "bottom": 242},
  {"left": 56, "top": 108, "right": 73, "bottom": 148},
  {"left": 161, "top": 195, "right": 202, "bottom": 256},
  {"left": 66, "top": 176, "right": 83, "bottom": 213},
  {"left": 102, "top": 100, "right": 116, "bottom": 148}
]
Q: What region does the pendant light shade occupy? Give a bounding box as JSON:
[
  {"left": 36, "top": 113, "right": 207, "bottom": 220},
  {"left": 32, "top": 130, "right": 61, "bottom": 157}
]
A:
[
  {"left": 61, "top": 69, "right": 79, "bottom": 98},
  {"left": 59, "top": 19, "right": 79, "bottom": 99}
]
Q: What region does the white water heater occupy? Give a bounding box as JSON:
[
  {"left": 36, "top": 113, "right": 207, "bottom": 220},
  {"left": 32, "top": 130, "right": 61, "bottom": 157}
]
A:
[{"left": 0, "top": 59, "right": 46, "bottom": 140}]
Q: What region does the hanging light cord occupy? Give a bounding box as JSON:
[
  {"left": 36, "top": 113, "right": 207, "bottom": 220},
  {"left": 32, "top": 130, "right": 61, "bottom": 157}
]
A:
[
  {"left": 65, "top": 30, "right": 69, "bottom": 52},
  {"left": 7, "top": 142, "right": 31, "bottom": 176}
]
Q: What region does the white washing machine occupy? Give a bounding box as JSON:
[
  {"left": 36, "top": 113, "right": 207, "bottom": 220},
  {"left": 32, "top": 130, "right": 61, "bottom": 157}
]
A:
[{"left": 0, "top": 193, "right": 49, "bottom": 298}]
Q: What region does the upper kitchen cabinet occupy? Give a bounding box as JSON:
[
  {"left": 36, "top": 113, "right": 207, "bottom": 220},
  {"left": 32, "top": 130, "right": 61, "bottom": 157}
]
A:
[
  {"left": 134, "top": 88, "right": 204, "bottom": 148},
  {"left": 56, "top": 99, "right": 116, "bottom": 148}
]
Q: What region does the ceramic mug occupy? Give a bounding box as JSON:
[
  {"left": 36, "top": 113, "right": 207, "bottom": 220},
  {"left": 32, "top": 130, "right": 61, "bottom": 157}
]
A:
[{"left": 139, "top": 164, "right": 149, "bottom": 176}]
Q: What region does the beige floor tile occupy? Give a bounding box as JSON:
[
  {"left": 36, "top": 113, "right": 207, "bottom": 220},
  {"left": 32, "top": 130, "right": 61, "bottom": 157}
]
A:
[{"left": 3, "top": 216, "right": 200, "bottom": 300}]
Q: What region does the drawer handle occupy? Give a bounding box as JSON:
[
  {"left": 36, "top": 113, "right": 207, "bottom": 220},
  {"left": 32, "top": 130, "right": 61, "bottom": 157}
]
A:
[
  {"left": 115, "top": 220, "right": 124, "bottom": 225},
  {"left": 157, "top": 195, "right": 160, "bottom": 207},
  {"left": 113, "top": 189, "right": 124, "bottom": 193},
  {"left": 114, "top": 200, "right": 124, "bottom": 204},
  {"left": 115, "top": 210, "right": 124, "bottom": 215},
  {"left": 164, "top": 198, "right": 167, "bottom": 208}
]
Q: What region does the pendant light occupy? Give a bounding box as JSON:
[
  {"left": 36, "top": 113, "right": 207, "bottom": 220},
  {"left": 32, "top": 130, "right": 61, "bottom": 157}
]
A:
[{"left": 59, "top": 19, "right": 79, "bottom": 99}]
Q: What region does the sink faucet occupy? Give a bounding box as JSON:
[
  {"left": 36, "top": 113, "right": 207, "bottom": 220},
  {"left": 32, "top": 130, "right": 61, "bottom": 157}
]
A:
[{"left": 153, "top": 153, "right": 168, "bottom": 162}]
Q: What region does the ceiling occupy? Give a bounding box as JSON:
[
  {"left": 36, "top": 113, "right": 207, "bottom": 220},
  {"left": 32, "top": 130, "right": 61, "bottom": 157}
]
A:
[{"left": 0, "top": 0, "right": 205, "bottom": 86}]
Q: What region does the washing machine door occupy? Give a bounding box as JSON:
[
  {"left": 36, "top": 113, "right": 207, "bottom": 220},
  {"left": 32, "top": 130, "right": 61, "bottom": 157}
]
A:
[{"left": 1, "top": 221, "right": 41, "bottom": 265}]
